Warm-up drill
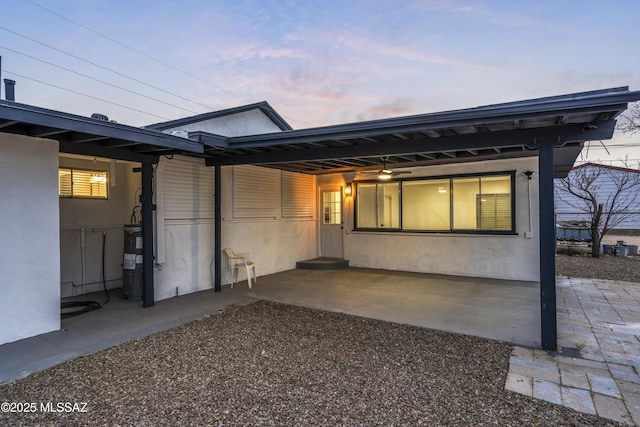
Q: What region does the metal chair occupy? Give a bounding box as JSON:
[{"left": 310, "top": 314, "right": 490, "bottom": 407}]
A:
[{"left": 223, "top": 248, "right": 257, "bottom": 288}]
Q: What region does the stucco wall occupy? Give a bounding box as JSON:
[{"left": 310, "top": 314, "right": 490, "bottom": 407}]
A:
[
  {"left": 59, "top": 156, "right": 140, "bottom": 297},
  {"left": 318, "top": 157, "right": 541, "bottom": 281},
  {"left": 154, "top": 159, "right": 317, "bottom": 300},
  {"left": 0, "top": 134, "right": 60, "bottom": 345}
]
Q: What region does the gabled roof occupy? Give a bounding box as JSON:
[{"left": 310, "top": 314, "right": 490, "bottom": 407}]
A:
[
  {"left": 572, "top": 162, "right": 640, "bottom": 174},
  {"left": 145, "top": 101, "right": 292, "bottom": 132}
]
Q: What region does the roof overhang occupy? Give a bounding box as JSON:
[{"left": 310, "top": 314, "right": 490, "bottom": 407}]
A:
[
  {"left": 196, "top": 87, "right": 640, "bottom": 177},
  {"left": 0, "top": 100, "right": 203, "bottom": 162}
]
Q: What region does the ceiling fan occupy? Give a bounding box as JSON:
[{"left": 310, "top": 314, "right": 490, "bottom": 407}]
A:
[{"left": 361, "top": 156, "right": 412, "bottom": 180}]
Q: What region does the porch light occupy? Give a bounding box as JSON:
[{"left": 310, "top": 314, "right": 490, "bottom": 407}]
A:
[{"left": 344, "top": 183, "right": 352, "bottom": 196}]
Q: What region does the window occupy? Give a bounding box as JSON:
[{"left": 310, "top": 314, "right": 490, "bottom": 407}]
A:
[
  {"left": 452, "top": 175, "right": 511, "bottom": 230},
  {"left": 322, "top": 191, "right": 341, "bottom": 224},
  {"left": 58, "top": 168, "right": 108, "bottom": 199},
  {"left": 402, "top": 179, "right": 450, "bottom": 230},
  {"left": 355, "top": 172, "right": 514, "bottom": 233},
  {"left": 356, "top": 182, "right": 400, "bottom": 229}
]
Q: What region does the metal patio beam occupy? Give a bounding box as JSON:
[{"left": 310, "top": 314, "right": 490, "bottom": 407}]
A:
[{"left": 206, "top": 122, "right": 616, "bottom": 167}]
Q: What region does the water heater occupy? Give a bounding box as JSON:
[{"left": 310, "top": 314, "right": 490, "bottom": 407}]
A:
[{"left": 122, "top": 225, "right": 143, "bottom": 300}]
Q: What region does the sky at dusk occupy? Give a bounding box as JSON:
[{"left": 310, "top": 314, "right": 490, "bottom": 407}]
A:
[{"left": 2, "top": 0, "right": 640, "bottom": 164}]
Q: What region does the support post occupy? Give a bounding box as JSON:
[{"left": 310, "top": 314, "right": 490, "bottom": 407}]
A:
[
  {"left": 538, "top": 142, "right": 557, "bottom": 350},
  {"left": 141, "top": 161, "right": 155, "bottom": 307},
  {"left": 214, "top": 165, "right": 222, "bottom": 292}
]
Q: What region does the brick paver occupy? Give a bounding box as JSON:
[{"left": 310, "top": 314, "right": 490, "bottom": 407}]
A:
[{"left": 505, "top": 277, "right": 640, "bottom": 425}]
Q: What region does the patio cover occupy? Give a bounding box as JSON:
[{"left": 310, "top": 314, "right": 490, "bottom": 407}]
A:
[{"left": 1, "top": 86, "right": 640, "bottom": 350}]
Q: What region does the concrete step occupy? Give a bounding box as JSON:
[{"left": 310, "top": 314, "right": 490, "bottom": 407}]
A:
[{"left": 296, "top": 257, "right": 349, "bottom": 270}]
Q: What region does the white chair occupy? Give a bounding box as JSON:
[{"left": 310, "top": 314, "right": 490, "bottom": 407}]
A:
[{"left": 224, "top": 248, "right": 257, "bottom": 288}]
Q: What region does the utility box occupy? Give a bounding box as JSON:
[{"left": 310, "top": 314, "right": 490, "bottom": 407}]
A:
[{"left": 122, "top": 225, "right": 143, "bottom": 300}]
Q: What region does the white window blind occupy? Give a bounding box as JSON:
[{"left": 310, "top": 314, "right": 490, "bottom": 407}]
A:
[
  {"left": 478, "top": 193, "right": 511, "bottom": 230},
  {"left": 282, "top": 171, "right": 315, "bottom": 218},
  {"left": 163, "top": 157, "right": 214, "bottom": 220},
  {"left": 233, "top": 165, "right": 279, "bottom": 218},
  {"left": 58, "top": 168, "right": 108, "bottom": 199}
]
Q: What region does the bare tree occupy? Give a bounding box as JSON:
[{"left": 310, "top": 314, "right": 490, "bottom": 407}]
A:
[
  {"left": 618, "top": 102, "right": 640, "bottom": 135},
  {"left": 556, "top": 161, "right": 640, "bottom": 257}
]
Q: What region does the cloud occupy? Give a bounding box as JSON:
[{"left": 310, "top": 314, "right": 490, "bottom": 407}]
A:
[
  {"left": 257, "top": 48, "right": 306, "bottom": 59},
  {"left": 360, "top": 98, "right": 418, "bottom": 120}
]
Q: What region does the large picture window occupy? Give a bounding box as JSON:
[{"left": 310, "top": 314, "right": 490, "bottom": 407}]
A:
[
  {"left": 355, "top": 172, "right": 514, "bottom": 233},
  {"left": 58, "top": 168, "right": 108, "bottom": 199}
]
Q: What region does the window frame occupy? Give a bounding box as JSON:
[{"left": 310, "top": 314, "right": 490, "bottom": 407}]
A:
[
  {"left": 58, "top": 167, "right": 109, "bottom": 200},
  {"left": 354, "top": 170, "right": 516, "bottom": 235}
]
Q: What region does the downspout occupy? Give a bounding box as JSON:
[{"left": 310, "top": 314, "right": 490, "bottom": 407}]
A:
[{"left": 214, "top": 164, "right": 222, "bottom": 292}]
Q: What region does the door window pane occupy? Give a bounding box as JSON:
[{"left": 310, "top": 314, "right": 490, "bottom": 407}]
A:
[{"left": 323, "top": 191, "right": 341, "bottom": 224}]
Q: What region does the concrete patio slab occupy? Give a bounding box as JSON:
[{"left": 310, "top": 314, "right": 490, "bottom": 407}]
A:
[
  {"left": 1, "top": 267, "right": 539, "bottom": 385},
  {"left": 230, "top": 267, "right": 541, "bottom": 347}
]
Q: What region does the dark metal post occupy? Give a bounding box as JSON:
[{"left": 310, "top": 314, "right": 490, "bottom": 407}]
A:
[
  {"left": 538, "top": 142, "right": 557, "bottom": 351},
  {"left": 141, "top": 161, "right": 155, "bottom": 307},
  {"left": 214, "top": 165, "right": 222, "bottom": 292}
]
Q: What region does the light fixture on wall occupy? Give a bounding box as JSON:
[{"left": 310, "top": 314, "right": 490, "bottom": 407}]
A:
[{"left": 344, "top": 183, "right": 352, "bottom": 196}]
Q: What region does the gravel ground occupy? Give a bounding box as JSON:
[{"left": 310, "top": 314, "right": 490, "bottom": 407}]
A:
[
  {"left": 556, "top": 252, "right": 640, "bottom": 283},
  {"left": 0, "top": 301, "right": 620, "bottom": 426}
]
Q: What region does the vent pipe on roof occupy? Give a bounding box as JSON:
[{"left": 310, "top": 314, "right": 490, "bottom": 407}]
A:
[
  {"left": 4, "top": 79, "right": 15, "bottom": 101},
  {"left": 91, "top": 113, "right": 109, "bottom": 121}
]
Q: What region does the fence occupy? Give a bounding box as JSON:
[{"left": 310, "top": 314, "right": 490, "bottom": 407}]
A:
[{"left": 555, "top": 211, "right": 640, "bottom": 247}]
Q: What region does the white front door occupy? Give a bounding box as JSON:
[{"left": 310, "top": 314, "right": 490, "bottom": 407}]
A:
[{"left": 320, "top": 188, "right": 343, "bottom": 258}]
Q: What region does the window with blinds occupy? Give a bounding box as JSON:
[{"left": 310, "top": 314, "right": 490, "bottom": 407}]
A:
[
  {"left": 58, "top": 168, "right": 108, "bottom": 199},
  {"left": 233, "top": 165, "right": 279, "bottom": 218},
  {"left": 477, "top": 193, "right": 511, "bottom": 230},
  {"left": 282, "top": 171, "right": 315, "bottom": 218}
]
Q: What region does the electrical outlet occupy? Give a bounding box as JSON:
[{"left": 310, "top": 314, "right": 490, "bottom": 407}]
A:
[{"left": 525, "top": 231, "right": 534, "bottom": 239}]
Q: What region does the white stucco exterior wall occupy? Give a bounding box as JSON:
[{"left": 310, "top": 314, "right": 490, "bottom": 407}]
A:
[
  {"left": 152, "top": 109, "right": 313, "bottom": 300},
  {"left": 0, "top": 134, "right": 60, "bottom": 345},
  {"left": 153, "top": 159, "right": 317, "bottom": 301},
  {"left": 59, "top": 156, "right": 140, "bottom": 297},
  {"left": 318, "top": 157, "right": 541, "bottom": 282}
]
